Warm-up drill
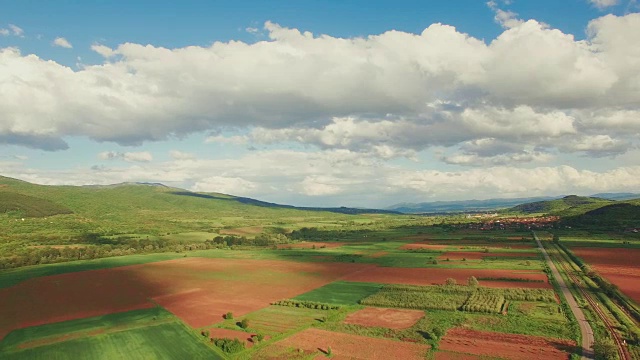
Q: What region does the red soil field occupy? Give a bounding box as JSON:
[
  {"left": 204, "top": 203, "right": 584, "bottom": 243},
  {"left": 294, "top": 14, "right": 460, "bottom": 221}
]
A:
[
  {"left": 0, "top": 258, "right": 371, "bottom": 339},
  {"left": 437, "top": 251, "right": 539, "bottom": 261},
  {"left": 571, "top": 247, "right": 640, "bottom": 303},
  {"left": 434, "top": 352, "right": 484, "bottom": 360},
  {"left": 130, "top": 258, "right": 372, "bottom": 328},
  {"left": 0, "top": 268, "right": 156, "bottom": 340},
  {"left": 440, "top": 328, "right": 576, "bottom": 360},
  {"left": 344, "top": 307, "right": 424, "bottom": 329},
  {"left": 341, "top": 267, "right": 551, "bottom": 289},
  {"left": 276, "top": 241, "right": 345, "bottom": 249},
  {"left": 265, "top": 328, "right": 430, "bottom": 360}
]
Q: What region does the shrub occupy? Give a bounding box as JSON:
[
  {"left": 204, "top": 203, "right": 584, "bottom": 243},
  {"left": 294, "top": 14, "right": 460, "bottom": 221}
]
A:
[
  {"left": 225, "top": 312, "right": 234, "bottom": 320},
  {"left": 212, "top": 338, "right": 244, "bottom": 353},
  {"left": 239, "top": 318, "right": 249, "bottom": 329},
  {"left": 467, "top": 276, "right": 479, "bottom": 287},
  {"left": 445, "top": 278, "right": 457, "bottom": 286}
]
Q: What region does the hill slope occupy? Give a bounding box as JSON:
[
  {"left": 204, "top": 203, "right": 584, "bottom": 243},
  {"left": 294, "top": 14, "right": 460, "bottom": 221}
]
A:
[
  {"left": 0, "top": 191, "right": 73, "bottom": 217},
  {"left": 507, "top": 195, "right": 614, "bottom": 216}
]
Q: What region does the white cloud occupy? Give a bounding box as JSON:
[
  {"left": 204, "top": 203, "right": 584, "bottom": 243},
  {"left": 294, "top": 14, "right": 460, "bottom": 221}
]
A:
[
  {"left": 3, "top": 148, "right": 640, "bottom": 207},
  {"left": 8, "top": 24, "right": 23, "bottom": 37},
  {"left": 205, "top": 134, "right": 248, "bottom": 145},
  {"left": 98, "top": 151, "right": 153, "bottom": 162},
  {"left": 589, "top": 0, "right": 619, "bottom": 9},
  {"left": 52, "top": 37, "right": 73, "bottom": 48},
  {"left": 192, "top": 176, "right": 258, "bottom": 195},
  {"left": 0, "top": 16, "right": 638, "bottom": 164},
  {"left": 169, "top": 150, "right": 196, "bottom": 160},
  {"left": 486, "top": 1, "right": 524, "bottom": 29},
  {"left": 90, "top": 44, "right": 115, "bottom": 58},
  {"left": 0, "top": 28, "right": 9, "bottom": 36},
  {"left": 245, "top": 27, "right": 259, "bottom": 34}
]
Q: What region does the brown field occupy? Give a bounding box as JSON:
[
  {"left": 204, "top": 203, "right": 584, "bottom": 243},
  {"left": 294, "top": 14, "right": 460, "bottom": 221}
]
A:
[
  {"left": 260, "top": 328, "right": 430, "bottom": 360},
  {"left": 437, "top": 251, "right": 539, "bottom": 261},
  {"left": 571, "top": 247, "right": 640, "bottom": 303},
  {"left": 434, "top": 352, "right": 484, "bottom": 360},
  {"left": 0, "top": 257, "right": 371, "bottom": 339},
  {"left": 0, "top": 267, "right": 156, "bottom": 340},
  {"left": 342, "top": 267, "right": 551, "bottom": 289},
  {"left": 276, "top": 241, "right": 345, "bottom": 249},
  {"left": 440, "top": 328, "right": 576, "bottom": 360},
  {"left": 344, "top": 307, "right": 424, "bottom": 329}
]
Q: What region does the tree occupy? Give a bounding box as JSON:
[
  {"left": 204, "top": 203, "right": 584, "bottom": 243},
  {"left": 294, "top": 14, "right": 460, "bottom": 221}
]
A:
[
  {"left": 467, "top": 276, "right": 479, "bottom": 287},
  {"left": 445, "top": 278, "right": 457, "bottom": 286},
  {"left": 225, "top": 312, "right": 234, "bottom": 320},
  {"left": 593, "top": 337, "right": 617, "bottom": 360},
  {"left": 239, "top": 318, "right": 249, "bottom": 329}
]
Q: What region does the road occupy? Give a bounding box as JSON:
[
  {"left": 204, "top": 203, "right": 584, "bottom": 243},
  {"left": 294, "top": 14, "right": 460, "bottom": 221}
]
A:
[{"left": 533, "top": 232, "right": 595, "bottom": 360}]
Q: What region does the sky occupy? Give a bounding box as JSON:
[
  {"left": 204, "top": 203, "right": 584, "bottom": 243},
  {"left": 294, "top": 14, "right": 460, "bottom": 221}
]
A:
[{"left": 1, "top": 0, "right": 640, "bottom": 208}]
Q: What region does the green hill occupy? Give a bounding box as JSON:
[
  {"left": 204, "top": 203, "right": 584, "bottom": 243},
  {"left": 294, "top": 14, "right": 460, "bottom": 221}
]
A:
[
  {"left": 507, "top": 195, "right": 614, "bottom": 216},
  {"left": 0, "top": 191, "right": 73, "bottom": 218},
  {"left": 563, "top": 203, "right": 640, "bottom": 228}
]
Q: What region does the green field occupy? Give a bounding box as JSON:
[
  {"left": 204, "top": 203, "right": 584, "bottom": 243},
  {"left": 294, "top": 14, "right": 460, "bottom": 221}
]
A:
[
  {"left": 1, "top": 308, "right": 221, "bottom": 360},
  {"left": 293, "top": 281, "right": 383, "bottom": 305},
  {"left": 3, "top": 323, "right": 220, "bottom": 360}
]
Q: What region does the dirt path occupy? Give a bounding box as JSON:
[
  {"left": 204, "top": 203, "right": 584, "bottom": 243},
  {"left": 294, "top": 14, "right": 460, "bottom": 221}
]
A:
[{"left": 533, "top": 232, "right": 594, "bottom": 360}]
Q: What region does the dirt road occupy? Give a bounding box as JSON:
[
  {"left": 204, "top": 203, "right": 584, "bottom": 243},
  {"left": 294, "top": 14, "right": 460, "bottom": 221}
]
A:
[{"left": 533, "top": 232, "right": 594, "bottom": 360}]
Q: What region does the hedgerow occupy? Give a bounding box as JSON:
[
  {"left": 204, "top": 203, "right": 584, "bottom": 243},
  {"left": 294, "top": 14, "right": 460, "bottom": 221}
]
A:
[{"left": 271, "top": 299, "right": 340, "bottom": 310}]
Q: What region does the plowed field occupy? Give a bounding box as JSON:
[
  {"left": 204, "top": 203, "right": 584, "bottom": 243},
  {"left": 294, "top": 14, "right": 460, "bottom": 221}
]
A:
[
  {"left": 439, "top": 328, "right": 576, "bottom": 360},
  {"left": 571, "top": 247, "right": 640, "bottom": 303}
]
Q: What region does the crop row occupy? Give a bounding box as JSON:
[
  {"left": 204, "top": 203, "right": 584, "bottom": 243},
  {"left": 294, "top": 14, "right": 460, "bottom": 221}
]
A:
[
  {"left": 461, "top": 292, "right": 505, "bottom": 313},
  {"left": 359, "top": 284, "right": 556, "bottom": 312}
]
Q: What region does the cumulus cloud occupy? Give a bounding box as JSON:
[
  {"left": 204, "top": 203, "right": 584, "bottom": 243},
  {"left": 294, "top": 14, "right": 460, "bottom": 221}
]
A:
[
  {"left": 0, "top": 16, "right": 639, "bottom": 165},
  {"left": 52, "top": 37, "right": 73, "bottom": 48},
  {"left": 98, "top": 151, "right": 153, "bottom": 162}
]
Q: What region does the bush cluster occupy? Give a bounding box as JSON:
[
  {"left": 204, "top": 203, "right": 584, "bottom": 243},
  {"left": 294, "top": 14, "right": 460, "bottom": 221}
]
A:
[
  {"left": 272, "top": 299, "right": 340, "bottom": 310},
  {"left": 212, "top": 338, "right": 244, "bottom": 353}
]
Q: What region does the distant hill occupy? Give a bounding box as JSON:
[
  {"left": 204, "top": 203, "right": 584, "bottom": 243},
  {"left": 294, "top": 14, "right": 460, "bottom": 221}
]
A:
[
  {"left": 589, "top": 192, "right": 640, "bottom": 201},
  {"left": 0, "top": 175, "right": 395, "bottom": 223},
  {"left": 171, "top": 191, "right": 399, "bottom": 215},
  {"left": 387, "top": 196, "right": 559, "bottom": 214},
  {"left": 563, "top": 203, "right": 640, "bottom": 228},
  {"left": 507, "top": 195, "right": 614, "bottom": 216}
]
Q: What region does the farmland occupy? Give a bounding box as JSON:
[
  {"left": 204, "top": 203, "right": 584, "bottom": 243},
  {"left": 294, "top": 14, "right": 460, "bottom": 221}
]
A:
[{"left": 1, "top": 178, "right": 639, "bottom": 359}]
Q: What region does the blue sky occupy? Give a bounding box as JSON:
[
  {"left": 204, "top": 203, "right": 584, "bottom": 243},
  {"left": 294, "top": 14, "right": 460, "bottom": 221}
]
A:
[{"left": 1, "top": 0, "right": 640, "bottom": 207}]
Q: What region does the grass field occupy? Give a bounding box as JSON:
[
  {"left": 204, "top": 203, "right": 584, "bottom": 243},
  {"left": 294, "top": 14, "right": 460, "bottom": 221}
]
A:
[
  {"left": 2, "top": 322, "right": 220, "bottom": 360},
  {"left": 0, "top": 307, "right": 174, "bottom": 352},
  {"left": 0, "top": 307, "right": 221, "bottom": 360},
  {"left": 293, "top": 281, "right": 383, "bottom": 305}
]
